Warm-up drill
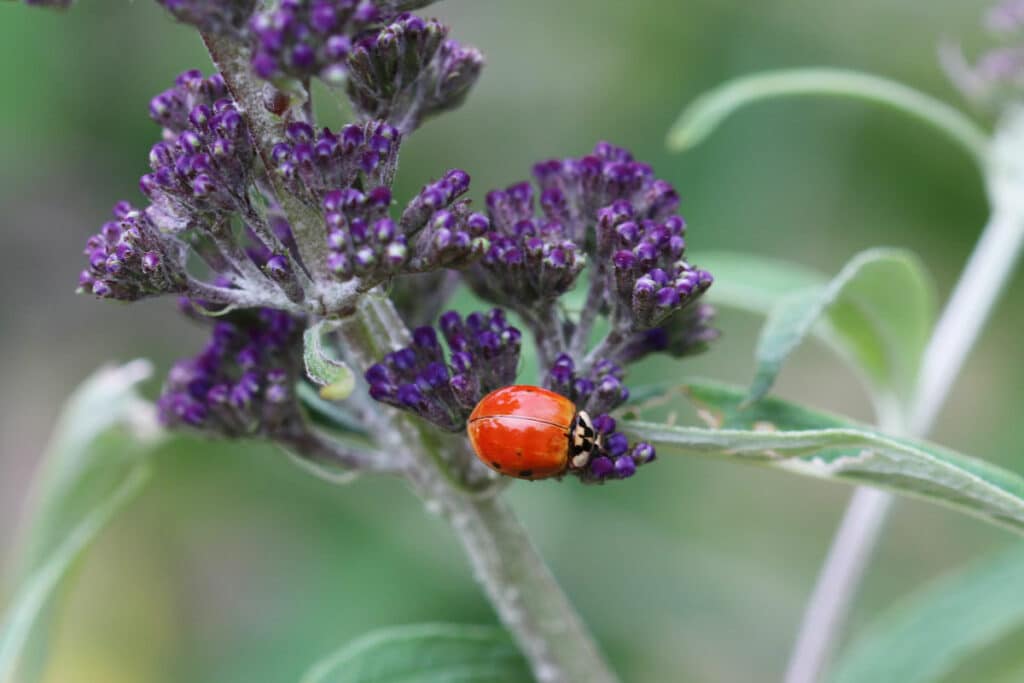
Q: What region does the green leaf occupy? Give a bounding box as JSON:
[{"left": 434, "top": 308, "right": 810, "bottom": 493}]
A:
[
  {"left": 748, "top": 248, "right": 935, "bottom": 411},
  {"left": 829, "top": 544, "right": 1024, "bottom": 683},
  {"left": 1, "top": 361, "right": 160, "bottom": 683},
  {"left": 14, "top": 360, "right": 161, "bottom": 579},
  {"left": 301, "top": 623, "right": 532, "bottom": 683},
  {"left": 622, "top": 380, "right": 1024, "bottom": 536},
  {"left": 667, "top": 68, "right": 988, "bottom": 167},
  {"left": 304, "top": 321, "right": 355, "bottom": 401},
  {"left": 0, "top": 470, "right": 149, "bottom": 683}
]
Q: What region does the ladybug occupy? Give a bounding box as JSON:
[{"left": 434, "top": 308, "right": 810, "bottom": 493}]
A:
[{"left": 467, "top": 385, "right": 601, "bottom": 480}]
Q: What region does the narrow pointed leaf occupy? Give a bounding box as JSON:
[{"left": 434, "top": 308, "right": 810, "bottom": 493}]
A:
[
  {"left": 1, "top": 361, "right": 161, "bottom": 683},
  {"left": 749, "top": 248, "right": 935, "bottom": 409},
  {"left": 622, "top": 381, "right": 1024, "bottom": 536},
  {"left": 667, "top": 68, "right": 988, "bottom": 166},
  {"left": 0, "top": 469, "right": 149, "bottom": 683},
  {"left": 301, "top": 623, "right": 532, "bottom": 683}
]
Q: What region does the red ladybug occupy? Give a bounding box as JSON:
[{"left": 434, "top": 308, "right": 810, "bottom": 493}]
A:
[{"left": 467, "top": 385, "right": 600, "bottom": 480}]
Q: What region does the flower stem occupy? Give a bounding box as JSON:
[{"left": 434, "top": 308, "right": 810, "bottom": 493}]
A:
[
  {"left": 202, "top": 32, "right": 332, "bottom": 286},
  {"left": 348, "top": 294, "right": 619, "bottom": 683},
  {"left": 786, "top": 112, "right": 1024, "bottom": 683},
  {"left": 201, "top": 31, "right": 617, "bottom": 682}
]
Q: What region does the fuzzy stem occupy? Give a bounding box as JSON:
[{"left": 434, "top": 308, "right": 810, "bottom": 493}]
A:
[
  {"left": 201, "top": 30, "right": 616, "bottom": 682},
  {"left": 569, "top": 267, "right": 607, "bottom": 358},
  {"left": 281, "top": 428, "right": 399, "bottom": 474},
  {"left": 202, "top": 33, "right": 332, "bottom": 288},
  {"left": 341, "top": 293, "right": 618, "bottom": 683},
  {"left": 786, "top": 112, "right": 1024, "bottom": 683},
  {"left": 185, "top": 277, "right": 304, "bottom": 313}
]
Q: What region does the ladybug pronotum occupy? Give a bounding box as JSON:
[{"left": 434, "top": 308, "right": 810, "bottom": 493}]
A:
[{"left": 467, "top": 385, "right": 602, "bottom": 480}]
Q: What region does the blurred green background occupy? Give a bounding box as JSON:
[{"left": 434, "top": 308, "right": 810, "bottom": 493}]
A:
[{"left": 2, "top": 0, "right": 1022, "bottom": 681}]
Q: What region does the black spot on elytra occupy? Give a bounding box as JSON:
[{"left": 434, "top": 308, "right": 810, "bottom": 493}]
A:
[
  {"left": 491, "top": 461, "right": 502, "bottom": 470},
  {"left": 519, "top": 469, "right": 533, "bottom": 478}
]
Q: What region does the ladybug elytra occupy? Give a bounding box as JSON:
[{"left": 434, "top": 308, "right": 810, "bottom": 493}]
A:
[{"left": 467, "top": 385, "right": 601, "bottom": 480}]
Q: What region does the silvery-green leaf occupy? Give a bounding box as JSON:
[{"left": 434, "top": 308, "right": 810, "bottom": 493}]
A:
[
  {"left": 0, "top": 361, "right": 161, "bottom": 683},
  {"left": 748, "top": 248, "right": 935, "bottom": 413},
  {"left": 622, "top": 381, "right": 1024, "bottom": 536},
  {"left": 667, "top": 68, "right": 988, "bottom": 166}
]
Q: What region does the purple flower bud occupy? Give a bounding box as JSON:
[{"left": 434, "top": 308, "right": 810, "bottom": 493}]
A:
[
  {"left": 277, "top": 121, "right": 399, "bottom": 204},
  {"left": 589, "top": 456, "right": 614, "bottom": 478},
  {"left": 364, "top": 308, "right": 520, "bottom": 432},
  {"left": 614, "top": 455, "right": 637, "bottom": 478},
  {"left": 346, "top": 16, "right": 483, "bottom": 133}
]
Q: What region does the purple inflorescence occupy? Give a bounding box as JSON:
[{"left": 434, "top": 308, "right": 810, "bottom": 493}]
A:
[
  {"left": 149, "top": 70, "right": 230, "bottom": 139},
  {"left": 78, "top": 202, "right": 188, "bottom": 301},
  {"left": 616, "top": 303, "right": 720, "bottom": 364},
  {"left": 364, "top": 308, "right": 521, "bottom": 431},
  {"left": 156, "top": 0, "right": 256, "bottom": 37},
  {"left": 271, "top": 120, "right": 400, "bottom": 204},
  {"left": 141, "top": 98, "right": 255, "bottom": 229},
  {"left": 543, "top": 353, "right": 654, "bottom": 482},
  {"left": 587, "top": 414, "right": 657, "bottom": 482},
  {"left": 987, "top": 0, "right": 1024, "bottom": 33},
  {"left": 325, "top": 168, "right": 489, "bottom": 283},
  {"left": 469, "top": 141, "right": 711, "bottom": 332},
  {"left": 158, "top": 309, "right": 306, "bottom": 437},
  {"left": 467, "top": 181, "right": 586, "bottom": 308},
  {"left": 943, "top": 1, "right": 1024, "bottom": 106},
  {"left": 346, "top": 14, "right": 484, "bottom": 133},
  {"left": 530, "top": 141, "right": 682, "bottom": 244},
  {"left": 545, "top": 353, "right": 629, "bottom": 416},
  {"left": 249, "top": 0, "right": 388, "bottom": 84},
  {"left": 597, "top": 199, "right": 713, "bottom": 329}
]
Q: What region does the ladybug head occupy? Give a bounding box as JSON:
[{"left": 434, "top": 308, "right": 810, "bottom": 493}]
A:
[{"left": 568, "top": 410, "right": 602, "bottom": 470}]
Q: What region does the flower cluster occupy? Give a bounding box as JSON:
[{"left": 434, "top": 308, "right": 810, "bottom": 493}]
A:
[
  {"left": 149, "top": 70, "right": 230, "bottom": 138},
  {"left": 142, "top": 98, "right": 255, "bottom": 229},
  {"left": 346, "top": 14, "right": 484, "bottom": 133},
  {"left": 271, "top": 120, "right": 400, "bottom": 204},
  {"left": 597, "top": 201, "right": 712, "bottom": 329},
  {"left": 468, "top": 182, "right": 586, "bottom": 309},
  {"left": 249, "top": 0, "right": 379, "bottom": 83},
  {"left": 323, "top": 170, "right": 488, "bottom": 284},
  {"left": 942, "top": 0, "right": 1024, "bottom": 106},
  {"left": 365, "top": 309, "right": 521, "bottom": 431},
  {"left": 546, "top": 354, "right": 629, "bottom": 416},
  {"left": 158, "top": 308, "right": 307, "bottom": 438},
  {"left": 56, "top": 0, "right": 717, "bottom": 489},
  {"left": 545, "top": 354, "right": 655, "bottom": 481},
  {"left": 78, "top": 203, "right": 188, "bottom": 301}
]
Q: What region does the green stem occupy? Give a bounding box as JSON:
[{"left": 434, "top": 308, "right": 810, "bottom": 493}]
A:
[
  {"left": 202, "top": 33, "right": 331, "bottom": 287},
  {"left": 668, "top": 68, "right": 989, "bottom": 169},
  {"left": 785, "top": 110, "right": 1024, "bottom": 683},
  {"left": 202, "top": 31, "right": 616, "bottom": 682},
  {"left": 341, "top": 294, "right": 618, "bottom": 683}
]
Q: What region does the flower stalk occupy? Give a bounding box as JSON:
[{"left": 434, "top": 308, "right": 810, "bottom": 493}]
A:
[
  {"left": 340, "top": 293, "right": 620, "bottom": 683},
  {"left": 785, "top": 107, "right": 1024, "bottom": 683},
  {"left": 200, "top": 28, "right": 619, "bottom": 680}
]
